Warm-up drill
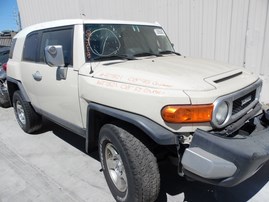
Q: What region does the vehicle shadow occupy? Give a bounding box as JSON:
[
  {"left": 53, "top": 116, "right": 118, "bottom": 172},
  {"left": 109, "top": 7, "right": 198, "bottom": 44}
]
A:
[
  {"left": 156, "top": 160, "right": 269, "bottom": 202},
  {"left": 39, "top": 118, "right": 86, "bottom": 152},
  {"left": 40, "top": 119, "right": 269, "bottom": 202}
]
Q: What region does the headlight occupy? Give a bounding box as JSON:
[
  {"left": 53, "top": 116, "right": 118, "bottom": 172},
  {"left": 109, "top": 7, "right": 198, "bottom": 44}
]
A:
[{"left": 215, "top": 102, "right": 229, "bottom": 125}]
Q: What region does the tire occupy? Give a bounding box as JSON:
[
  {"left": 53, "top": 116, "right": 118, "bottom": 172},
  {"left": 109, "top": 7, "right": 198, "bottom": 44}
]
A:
[
  {"left": 99, "top": 124, "right": 160, "bottom": 202},
  {"left": 13, "top": 90, "right": 42, "bottom": 133}
]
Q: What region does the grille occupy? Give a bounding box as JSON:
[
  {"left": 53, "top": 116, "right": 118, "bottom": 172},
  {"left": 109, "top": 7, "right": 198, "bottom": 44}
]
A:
[{"left": 232, "top": 90, "right": 256, "bottom": 115}]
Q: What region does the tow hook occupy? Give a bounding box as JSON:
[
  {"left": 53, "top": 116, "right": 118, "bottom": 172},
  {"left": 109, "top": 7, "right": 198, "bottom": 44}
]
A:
[
  {"left": 261, "top": 107, "right": 269, "bottom": 125},
  {"left": 177, "top": 135, "right": 184, "bottom": 177},
  {"left": 264, "top": 109, "right": 269, "bottom": 122}
]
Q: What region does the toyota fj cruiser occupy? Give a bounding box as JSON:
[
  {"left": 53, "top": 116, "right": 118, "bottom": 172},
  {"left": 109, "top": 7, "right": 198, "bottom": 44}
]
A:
[{"left": 7, "top": 19, "right": 269, "bottom": 202}]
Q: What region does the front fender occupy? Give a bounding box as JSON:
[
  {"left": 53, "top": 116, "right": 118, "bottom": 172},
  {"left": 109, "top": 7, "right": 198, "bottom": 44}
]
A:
[{"left": 86, "top": 102, "right": 178, "bottom": 152}]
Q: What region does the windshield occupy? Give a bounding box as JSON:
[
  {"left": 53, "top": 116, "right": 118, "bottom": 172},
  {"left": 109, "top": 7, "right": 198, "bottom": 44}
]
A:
[{"left": 84, "top": 24, "right": 174, "bottom": 61}]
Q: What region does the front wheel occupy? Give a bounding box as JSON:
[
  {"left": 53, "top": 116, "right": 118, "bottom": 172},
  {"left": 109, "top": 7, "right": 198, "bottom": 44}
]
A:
[
  {"left": 99, "top": 124, "right": 160, "bottom": 202},
  {"left": 13, "top": 90, "right": 42, "bottom": 133}
]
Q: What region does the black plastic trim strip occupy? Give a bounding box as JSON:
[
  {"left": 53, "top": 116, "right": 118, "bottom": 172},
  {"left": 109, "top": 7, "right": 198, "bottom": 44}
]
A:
[
  {"left": 34, "top": 107, "right": 86, "bottom": 138},
  {"left": 7, "top": 76, "right": 30, "bottom": 102},
  {"left": 214, "top": 72, "right": 242, "bottom": 83}
]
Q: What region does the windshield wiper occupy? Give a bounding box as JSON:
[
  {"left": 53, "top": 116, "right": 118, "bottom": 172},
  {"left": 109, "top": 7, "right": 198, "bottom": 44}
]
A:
[
  {"left": 133, "top": 52, "right": 162, "bottom": 57},
  {"left": 159, "top": 50, "right": 181, "bottom": 56},
  {"left": 92, "top": 54, "right": 135, "bottom": 61}
]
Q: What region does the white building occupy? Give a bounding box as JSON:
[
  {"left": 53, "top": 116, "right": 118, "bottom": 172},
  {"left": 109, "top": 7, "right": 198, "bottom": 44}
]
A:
[{"left": 17, "top": 0, "right": 269, "bottom": 103}]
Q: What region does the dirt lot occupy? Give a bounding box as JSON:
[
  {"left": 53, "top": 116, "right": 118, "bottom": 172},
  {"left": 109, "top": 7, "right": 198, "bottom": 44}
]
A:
[{"left": 1, "top": 107, "right": 269, "bottom": 202}]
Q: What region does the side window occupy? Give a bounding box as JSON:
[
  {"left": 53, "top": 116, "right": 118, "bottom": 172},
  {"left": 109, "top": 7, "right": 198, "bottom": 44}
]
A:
[
  {"left": 23, "top": 33, "right": 39, "bottom": 62},
  {"left": 9, "top": 38, "right": 17, "bottom": 59},
  {"left": 39, "top": 28, "right": 73, "bottom": 66}
]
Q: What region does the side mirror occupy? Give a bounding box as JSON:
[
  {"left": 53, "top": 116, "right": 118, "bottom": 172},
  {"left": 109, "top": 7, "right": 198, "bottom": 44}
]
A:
[{"left": 45, "top": 45, "right": 65, "bottom": 67}]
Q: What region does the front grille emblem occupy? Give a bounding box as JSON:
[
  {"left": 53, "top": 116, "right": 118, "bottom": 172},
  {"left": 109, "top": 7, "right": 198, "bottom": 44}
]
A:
[{"left": 241, "top": 96, "right": 252, "bottom": 106}]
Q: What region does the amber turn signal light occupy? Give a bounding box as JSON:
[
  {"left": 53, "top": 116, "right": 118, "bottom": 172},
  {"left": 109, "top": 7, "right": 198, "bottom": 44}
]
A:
[{"left": 161, "top": 104, "right": 213, "bottom": 123}]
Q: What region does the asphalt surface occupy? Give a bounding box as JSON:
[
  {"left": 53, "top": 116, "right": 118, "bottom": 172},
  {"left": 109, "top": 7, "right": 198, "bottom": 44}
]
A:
[{"left": 1, "top": 106, "right": 269, "bottom": 202}]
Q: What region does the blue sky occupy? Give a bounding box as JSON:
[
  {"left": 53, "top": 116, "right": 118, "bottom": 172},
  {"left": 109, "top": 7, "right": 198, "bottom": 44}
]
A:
[{"left": 0, "top": 0, "right": 19, "bottom": 32}]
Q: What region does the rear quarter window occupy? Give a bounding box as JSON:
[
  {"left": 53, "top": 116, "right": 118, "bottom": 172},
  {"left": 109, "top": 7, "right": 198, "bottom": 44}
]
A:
[
  {"left": 9, "top": 38, "right": 17, "bottom": 59},
  {"left": 22, "top": 33, "right": 39, "bottom": 62}
]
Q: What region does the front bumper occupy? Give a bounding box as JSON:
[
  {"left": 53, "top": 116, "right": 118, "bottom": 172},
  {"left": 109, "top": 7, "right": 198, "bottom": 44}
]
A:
[{"left": 181, "top": 109, "right": 269, "bottom": 187}]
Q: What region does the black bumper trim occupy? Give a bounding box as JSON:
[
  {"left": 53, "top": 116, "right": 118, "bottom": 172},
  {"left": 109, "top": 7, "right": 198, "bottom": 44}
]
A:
[{"left": 184, "top": 110, "right": 269, "bottom": 187}]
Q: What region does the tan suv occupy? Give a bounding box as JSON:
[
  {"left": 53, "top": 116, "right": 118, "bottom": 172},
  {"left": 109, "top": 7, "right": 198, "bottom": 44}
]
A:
[{"left": 7, "top": 19, "right": 269, "bottom": 202}]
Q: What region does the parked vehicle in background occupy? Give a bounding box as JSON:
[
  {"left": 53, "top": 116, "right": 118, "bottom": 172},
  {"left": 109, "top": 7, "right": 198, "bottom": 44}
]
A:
[
  {"left": 6, "top": 19, "right": 269, "bottom": 202},
  {"left": 0, "top": 47, "right": 10, "bottom": 107}
]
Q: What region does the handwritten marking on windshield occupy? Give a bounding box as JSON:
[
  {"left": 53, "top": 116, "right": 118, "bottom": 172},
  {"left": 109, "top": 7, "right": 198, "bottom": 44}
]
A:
[
  {"left": 85, "top": 30, "right": 91, "bottom": 59},
  {"left": 88, "top": 28, "right": 121, "bottom": 57}
]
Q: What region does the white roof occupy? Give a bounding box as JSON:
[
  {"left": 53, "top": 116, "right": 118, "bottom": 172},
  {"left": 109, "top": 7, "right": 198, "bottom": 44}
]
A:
[{"left": 15, "top": 19, "right": 161, "bottom": 38}]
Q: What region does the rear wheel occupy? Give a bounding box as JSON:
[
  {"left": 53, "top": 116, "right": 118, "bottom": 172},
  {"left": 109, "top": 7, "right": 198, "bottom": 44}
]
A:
[
  {"left": 99, "top": 124, "right": 160, "bottom": 202},
  {"left": 13, "top": 90, "right": 42, "bottom": 133}
]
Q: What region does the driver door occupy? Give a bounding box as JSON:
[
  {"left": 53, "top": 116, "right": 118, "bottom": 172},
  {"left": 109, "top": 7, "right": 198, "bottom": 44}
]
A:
[{"left": 24, "top": 26, "right": 83, "bottom": 128}]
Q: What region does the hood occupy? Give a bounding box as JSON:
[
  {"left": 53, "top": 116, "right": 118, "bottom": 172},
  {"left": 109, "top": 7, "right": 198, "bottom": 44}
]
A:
[{"left": 92, "top": 56, "right": 254, "bottom": 91}]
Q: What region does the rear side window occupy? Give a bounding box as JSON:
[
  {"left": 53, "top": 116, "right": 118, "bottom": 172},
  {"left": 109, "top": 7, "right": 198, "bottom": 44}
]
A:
[
  {"left": 9, "top": 38, "right": 17, "bottom": 59},
  {"left": 23, "top": 33, "right": 39, "bottom": 62},
  {"left": 39, "top": 28, "right": 73, "bottom": 66}
]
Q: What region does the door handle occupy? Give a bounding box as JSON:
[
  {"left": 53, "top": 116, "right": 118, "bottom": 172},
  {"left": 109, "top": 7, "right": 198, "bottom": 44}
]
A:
[{"left": 32, "top": 71, "right": 42, "bottom": 81}]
